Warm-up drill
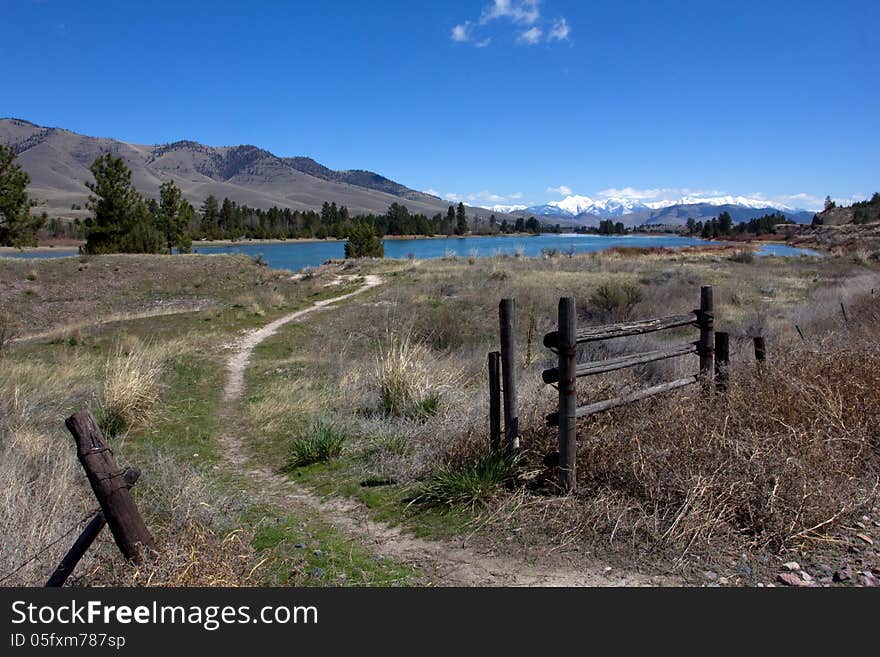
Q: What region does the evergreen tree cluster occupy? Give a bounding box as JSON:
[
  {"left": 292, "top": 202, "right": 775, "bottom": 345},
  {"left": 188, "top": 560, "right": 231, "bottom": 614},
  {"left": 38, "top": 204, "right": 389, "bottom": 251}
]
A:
[
  {"left": 83, "top": 154, "right": 193, "bottom": 254},
  {"left": 685, "top": 211, "right": 792, "bottom": 238}
]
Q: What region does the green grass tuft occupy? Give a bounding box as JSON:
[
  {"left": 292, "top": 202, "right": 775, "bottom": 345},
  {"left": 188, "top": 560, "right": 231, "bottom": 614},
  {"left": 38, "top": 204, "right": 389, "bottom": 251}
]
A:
[
  {"left": 284, "top": 420, "right": 347, "bottom": 469},
  {"left": 412, "top": 450, "right": 520, "bottom": 508}
]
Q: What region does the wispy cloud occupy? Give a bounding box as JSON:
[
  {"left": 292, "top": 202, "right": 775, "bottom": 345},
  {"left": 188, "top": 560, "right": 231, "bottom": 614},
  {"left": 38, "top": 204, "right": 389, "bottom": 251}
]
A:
[
  {"left": 427, "top": 189, "right": 527, "bottom": 205},
  {"left": 451, "top": 1, "right": 570, "bottom": 47},
  {"left": 548, "top": 17, "right": 570, "bottom": 41},
  {"left": 517, "top": 27, "right": 543, "bottom": 45},
  {"left": 597, "top": 187, "right": 725, "bottom": 200},
  {"left": 546, "top": 185, "right": 572, "bottom": 196},
  {"left": 451, "top": 23, "right": 471, "bottom": 42},
  {"left": 481, "top": 0, "right": 541, "bottom": 25}
]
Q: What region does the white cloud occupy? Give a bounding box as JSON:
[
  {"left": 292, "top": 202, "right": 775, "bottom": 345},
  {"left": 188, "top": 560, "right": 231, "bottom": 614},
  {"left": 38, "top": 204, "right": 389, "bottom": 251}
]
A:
[
  {"left": 597, "top": 187, "right": 725, "bottom": 200},
  {"left": 424, "top": 189, "right": 442, "bottom": 197},
  {"left": 548, "top": 17, "right": 570, "bottom": 41},
  {"left": 452, "top": 1, "right": 569, "bottom": 47},
  {"left": 517, "top": 26, "right": 543, "bottom": 45},
  {"left": 481, "top": 0, "right": 541, "bottom": 26},
  {"left": 546, "top": 185, "right": 572, "bottom": 196},
  {"left": 451, "top": 23, "right": 471, "bottom": 42}
]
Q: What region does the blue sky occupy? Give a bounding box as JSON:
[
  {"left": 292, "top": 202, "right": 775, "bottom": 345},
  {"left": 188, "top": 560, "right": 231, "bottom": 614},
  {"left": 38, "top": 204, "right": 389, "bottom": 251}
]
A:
[{"left": 1, "top": 0, "right": 877, "bottom": 210}]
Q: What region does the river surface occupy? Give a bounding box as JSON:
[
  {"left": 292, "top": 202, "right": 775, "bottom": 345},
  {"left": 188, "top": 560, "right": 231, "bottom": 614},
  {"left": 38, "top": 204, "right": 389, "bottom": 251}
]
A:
[{"left": 1, "top": 233, "right": 821, "bottom": 270}]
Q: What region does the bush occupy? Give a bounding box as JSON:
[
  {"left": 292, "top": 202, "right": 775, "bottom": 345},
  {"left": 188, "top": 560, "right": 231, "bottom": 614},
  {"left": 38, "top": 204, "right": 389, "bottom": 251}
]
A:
[
  {"left": 284, "top": 420, "right": 346, "bottom": 469},
  {"left": 588, "top": 282, "right": 644, "bottom": 320},
  {"left": 345, "top": 222, "right": 384, "bottom": 259},
  {"left": 729, "top": 250, "right": 755, "bottom": 264}
]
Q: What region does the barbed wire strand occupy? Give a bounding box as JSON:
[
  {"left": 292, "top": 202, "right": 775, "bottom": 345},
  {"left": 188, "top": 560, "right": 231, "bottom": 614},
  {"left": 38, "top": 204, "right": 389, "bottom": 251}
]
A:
[{"left": 0, "top": 507, "right": 101, "bottom": 585}]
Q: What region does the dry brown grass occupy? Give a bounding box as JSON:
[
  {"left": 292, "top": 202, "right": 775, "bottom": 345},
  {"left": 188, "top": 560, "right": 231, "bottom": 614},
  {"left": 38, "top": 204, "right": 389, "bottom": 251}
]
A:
[
  {"left": 100, "top": 344, "right": 164, "bottom": 435},
  {"left": 520, "top": 294, "right": 880, "bottom": 565}
]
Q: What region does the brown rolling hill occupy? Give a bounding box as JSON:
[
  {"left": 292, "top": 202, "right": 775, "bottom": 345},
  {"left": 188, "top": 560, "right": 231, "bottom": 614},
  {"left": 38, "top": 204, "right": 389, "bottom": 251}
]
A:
[{"left": 0, "top": 118, "right": 479, "bottom": 220}]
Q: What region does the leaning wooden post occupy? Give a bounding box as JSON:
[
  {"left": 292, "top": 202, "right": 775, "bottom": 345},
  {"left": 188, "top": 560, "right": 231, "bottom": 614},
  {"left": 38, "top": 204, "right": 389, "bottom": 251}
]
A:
[
  {"left": 697, "top": 285, "right": 714, "bottom": 391},
  {"left": 488, "top": 351, "right": 502, "bottom": 451},
  {"left": 45, "top": 467, "right": 141, "bottom": 587},
  {"left": 65, "top": 410, "right": 155, "bottom": 563},
  {"left": 557, "top": 297, "right": 577, "bottom": 493},
  {"left": 714, "top": 331, "right": 729, "bottom": 392},
  {"left": 753, "top": 336, "right": 766, "bottom": 364},
  {"left": 499, "top": 299, "right": 519, "bottom": 453}
]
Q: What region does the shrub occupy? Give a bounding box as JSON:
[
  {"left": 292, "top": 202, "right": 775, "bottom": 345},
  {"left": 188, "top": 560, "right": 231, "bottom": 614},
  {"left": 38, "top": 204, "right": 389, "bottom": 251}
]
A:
[
  {"left": 729, "top": 250, "right": 755, "bottom": 264},
  {"left": 284, "top": 420, "right": 346, "bottom": 468},
  {"left": 345, "top": 222, "right": 384, "bottom": 259},
  {"left": 588, "top": 282, "right": 644, "bottom": 320}
]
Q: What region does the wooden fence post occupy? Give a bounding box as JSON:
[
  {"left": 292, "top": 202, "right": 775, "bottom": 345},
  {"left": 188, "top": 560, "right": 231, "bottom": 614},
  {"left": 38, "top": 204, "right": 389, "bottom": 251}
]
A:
[
  {"left": 697, "top": 285, "right": 714, "bottom": 390},
  {"left": 65, "top": 410, "right": 155, "bottom": 563},
  {"left": 45, "top": 468, "right": 141, "bottom": 587},
  {"left": 714, "top": 331, "right": 729, "bottom": 392},
  {"left": 488, "top": 351, "right": 502, "bottom": 451},
  {"left": 753, "top": 336, "right": 766, "bottom": 363},
  {"left": 557, "top": 297, "right": 577, "bottom": 493},
  {"left": 499, "top": 299, "right": 519, "bottom": 453}
]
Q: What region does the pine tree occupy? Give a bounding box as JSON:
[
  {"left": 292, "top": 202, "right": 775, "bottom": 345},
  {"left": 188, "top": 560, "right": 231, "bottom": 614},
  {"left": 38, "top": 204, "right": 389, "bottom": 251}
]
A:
[
  {"left": 455, "top": 202, "right": 468, "bottom": 235},
  {"left": 344, "top": 221, "right": 384, "bottom": 258},
  {"left": 0, "top": 145, "right": 43, "bottom": 247},
  {"left": 158, "top": 180, "right": 193, "bottom": 253},
  {"left": 84, "top": 154, "right": 162, "bottom": 254},
  {"left": 200, "top": 195, "right": 220, "bottom": 239}
]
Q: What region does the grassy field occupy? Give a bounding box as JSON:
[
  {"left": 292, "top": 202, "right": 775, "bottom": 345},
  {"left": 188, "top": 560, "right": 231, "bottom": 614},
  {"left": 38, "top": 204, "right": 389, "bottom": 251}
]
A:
[{"left": 2, "top": 247, "right": 879, "bottom": 586}]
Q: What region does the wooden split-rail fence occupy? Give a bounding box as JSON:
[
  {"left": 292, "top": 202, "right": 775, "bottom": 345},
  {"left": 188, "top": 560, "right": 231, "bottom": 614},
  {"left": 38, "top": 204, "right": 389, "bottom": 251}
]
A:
[{"left": 488, "top": 286, "right": 771, "bottom": 494}]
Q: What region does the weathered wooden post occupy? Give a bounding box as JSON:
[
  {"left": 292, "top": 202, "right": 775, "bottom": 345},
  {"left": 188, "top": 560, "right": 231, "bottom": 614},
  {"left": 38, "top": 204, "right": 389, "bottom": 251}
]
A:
[
  {"left": 753, "top": 336, "right": 766, "bottom": 364},
  {"left": 697, "top": 285, "right": 714, "bottom": 391},
  {"left": 499, "top": 299, "right": 519, "bottom": 453},
  {"left": 45, "top": 468, "right": 141, "bottom": 587},
  {"left": 65, "top": 410, "right": 155, "bottom": 563},
  {"left": 557, "top": 297, "right": 577, "bottom": 493},
  {"left": 841, "top": 302, "right": 849, "bottom": 323},
  {"left": 488, "top": 351, "right": 502, "bottom": 451},
  {"left": 714, "top": 331, "right": 729, "bottom": 392}
]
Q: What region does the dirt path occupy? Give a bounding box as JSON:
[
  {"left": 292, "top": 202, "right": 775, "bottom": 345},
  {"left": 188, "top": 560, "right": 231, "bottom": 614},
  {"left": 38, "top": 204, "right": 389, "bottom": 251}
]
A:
[{"left": 220, "top": 275, "right": 676, "bottom": 587}]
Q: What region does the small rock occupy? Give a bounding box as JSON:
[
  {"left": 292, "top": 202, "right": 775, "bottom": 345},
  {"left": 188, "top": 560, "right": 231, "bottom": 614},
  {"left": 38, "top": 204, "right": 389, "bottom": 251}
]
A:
[
  {"left": 374, "top": 555, "right": 385, "bottom": 562},
  {"left": 704, "top": 571, "right": 718, "bottom": 581},
  {"left": 718, "top": 577, "right": 729, "bottom": 585},
  {"left": 313, "top": 549, "right": 324, "bottom": 557},
  {"left": 818, "top": 564, "right": 833, "bottom": 576},
  {"left": 756, "top": 583, "right": 764, "bottom": 588},
  {"left": 603, "top": 566, "right": 612, "bottom": 574},
  {"left": 859, "top": 572, "right": 879, "bottom": 587},
  {"left": 818, "top": 576, "right": 833, "bottom": 585},
  {"left": 294, "top": 543, "right": 305, "bottom": 549},
  {"left": 777, "top": 572, "right": 809, "bottom": 587},
  {"left": 855, "top": 521, "right": 867, "bottom": 530},
  {"left": 872, "top": 520, "right": 880, "bottom": 528},
  {"left": 739, "top": 564, "right": 753, "bottom": 577},
  {"left": 800, "top": 571, "right": 813, "bottom": 582},
  {"left": 309, "top": 567, "right": 325, "bottom": 579},
  {"left": 833, "top": 566, "right": 852, "bottom": 583},
  {"left": 782, "top": 561, "right": 801, "bottom": 572}
]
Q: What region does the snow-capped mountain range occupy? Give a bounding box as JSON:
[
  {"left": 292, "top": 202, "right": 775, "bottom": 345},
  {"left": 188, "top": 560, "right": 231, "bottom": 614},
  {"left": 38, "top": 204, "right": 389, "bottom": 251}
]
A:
[{"left": 483, "top": 194, "right": 800, "bottom": 219}]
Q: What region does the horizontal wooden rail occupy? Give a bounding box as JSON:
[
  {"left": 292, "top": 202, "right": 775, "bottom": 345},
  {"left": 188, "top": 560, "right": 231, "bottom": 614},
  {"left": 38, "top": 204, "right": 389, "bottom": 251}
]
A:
[
  {"left": 546, "top": 375, "right": 697, "bottom": 426},
  {"left": 543, "top": 312, "right": 698, "bottom": 348},
  {"left": 542, "top": 343, "right": 696, "bottom": 383}
]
